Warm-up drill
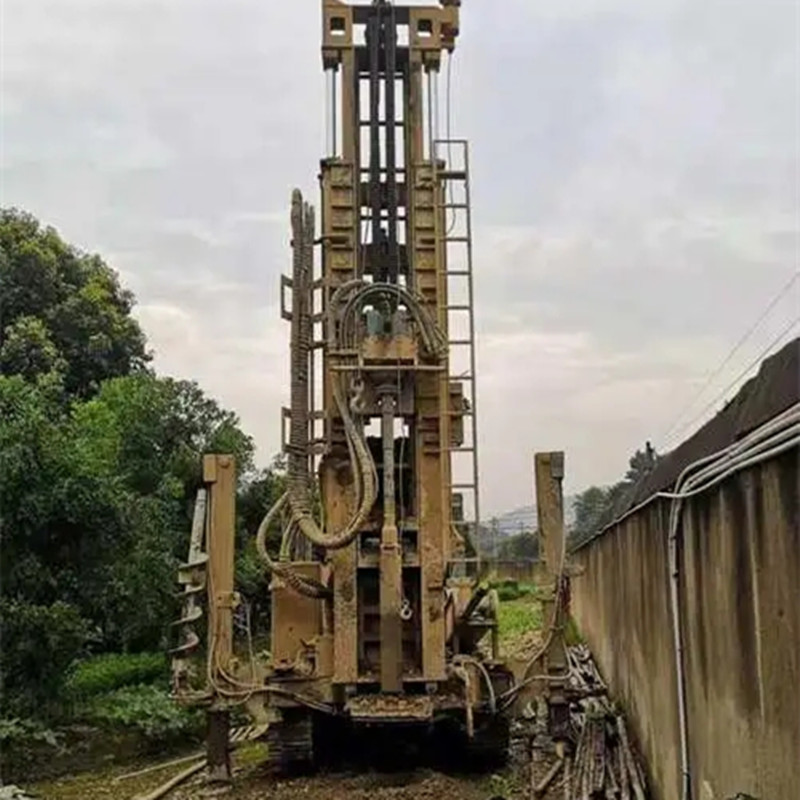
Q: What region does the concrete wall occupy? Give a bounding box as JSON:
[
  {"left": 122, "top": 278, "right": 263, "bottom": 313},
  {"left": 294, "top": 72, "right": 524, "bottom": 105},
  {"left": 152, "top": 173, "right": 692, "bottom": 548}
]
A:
[{"left": 571, "top": 447, "right": 799, "bottom": 800}]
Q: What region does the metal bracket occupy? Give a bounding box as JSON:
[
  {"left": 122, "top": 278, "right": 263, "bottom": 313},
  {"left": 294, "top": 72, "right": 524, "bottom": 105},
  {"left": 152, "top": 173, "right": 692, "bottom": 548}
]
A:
[{"left": 216, "top": 591, "right": 240, "bottom": 610}]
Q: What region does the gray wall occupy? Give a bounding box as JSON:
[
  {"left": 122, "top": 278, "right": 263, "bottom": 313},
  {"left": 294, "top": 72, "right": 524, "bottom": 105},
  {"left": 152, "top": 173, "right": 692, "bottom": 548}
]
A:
[{"left": 571, "top": 447, "right": 799, "bottom": 800}]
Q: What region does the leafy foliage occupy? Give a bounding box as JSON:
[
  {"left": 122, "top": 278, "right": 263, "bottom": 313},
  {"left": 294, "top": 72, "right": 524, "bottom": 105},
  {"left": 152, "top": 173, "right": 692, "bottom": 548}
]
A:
[
  {"left": 0, "top": 208, "right": 150, "bottom": 398},
  {"left": 0, "top": 600, "right": 90, "bottom": 716},
  {"left": 64, "top": 653, "right": 168, "bottom": 702},
  {"left": 85, "top": 685, "right": 202, "bottom": 742},
  {"left": 492, "top": 578, "right": 537, "bottom": 603},
  {"left": 569, "top": 443, "right": 660, "bottom": 548},
  {"left": 234, "top": 460, "right": 288, "bottom": 629},
  {"left": 0, "top": 717, "right": 60, "bottom": 750},
  {"left": 0, "top": 209, "right": 258, "bottom": 729},
  {"left": 496, "top": 530, "right": 539, "bottom": 562}
]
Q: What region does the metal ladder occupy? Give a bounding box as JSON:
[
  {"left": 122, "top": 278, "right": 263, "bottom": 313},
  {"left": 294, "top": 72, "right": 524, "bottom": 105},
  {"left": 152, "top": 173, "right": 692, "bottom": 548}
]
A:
[{"left": 434, "top": 138, "right": 482, "bottom": 570}]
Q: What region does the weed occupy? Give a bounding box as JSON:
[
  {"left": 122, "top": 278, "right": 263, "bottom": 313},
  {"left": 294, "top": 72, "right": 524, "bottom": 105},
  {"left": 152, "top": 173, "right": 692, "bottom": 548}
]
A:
[{"left": 496, "top": 599, "right": 543, "bottom": 642}]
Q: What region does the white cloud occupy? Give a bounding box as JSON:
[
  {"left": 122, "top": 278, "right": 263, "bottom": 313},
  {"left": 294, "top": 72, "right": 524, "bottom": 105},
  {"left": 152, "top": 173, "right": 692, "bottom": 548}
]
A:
[{"left": 2, "top": 0, "right": 796, "bottom": 514}]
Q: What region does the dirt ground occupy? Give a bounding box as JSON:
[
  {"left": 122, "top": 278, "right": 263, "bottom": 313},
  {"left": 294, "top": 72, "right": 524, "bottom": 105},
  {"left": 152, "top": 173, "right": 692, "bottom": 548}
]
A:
[
  {"left": 29, "top": 594, "right": 546, "bottom": 800},
  {"left": 30, "top": 742, "right": 527, "bottom": 800}
]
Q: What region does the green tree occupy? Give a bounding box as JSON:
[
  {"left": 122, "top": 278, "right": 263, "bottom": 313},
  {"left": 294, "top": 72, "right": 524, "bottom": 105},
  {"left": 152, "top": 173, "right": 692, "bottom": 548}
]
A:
[
  {"left": 0, "top": 209, "right": 261, "bottom": 721},
  {"left": 497, "top": 530, "right": 539, "bottom": 561},
  {"left": 625, "top": 441, "right": 658, "bottom": 484},
  {"left": 0, "top": 316, "right": 66, "bottom": 379},
  {"left": 570, "top": 486, "right": 611, "bottom": 547},
  {"left": 0, "top": 208, "right": 150, "bottom": 397},
  {"left": 235, "top": 458, "right": 288, "bottom": 630},
  {"left": 569, "top": 443, "right": 659, "bottom": 548}
]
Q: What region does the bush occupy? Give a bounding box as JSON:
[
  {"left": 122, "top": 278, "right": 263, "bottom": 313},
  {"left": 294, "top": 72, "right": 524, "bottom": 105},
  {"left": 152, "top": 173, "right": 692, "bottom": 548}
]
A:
[
  {"left": 0, "top": 717, "right": 60, "bottom": 749},
  {"left": 85, "top": 684, "right": 203, "bottom": 742},
  {"left": 0, "top": 600, "right": 89, "bottom": 716},
  {"left": 65, "top": 651, "right": 167, "bottom": 701},
  {"left": 493, "top": 578, "right": 537, "bottom": 602}
]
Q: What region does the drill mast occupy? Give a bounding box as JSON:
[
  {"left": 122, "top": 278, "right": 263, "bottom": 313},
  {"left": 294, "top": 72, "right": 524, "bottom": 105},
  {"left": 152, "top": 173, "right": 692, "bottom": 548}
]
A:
[
  {"left": 172, "top": 1, "right": 512, "bottom": 777},
  {"left": 302, "top": 0, "right": 479, "bottom": 693}
]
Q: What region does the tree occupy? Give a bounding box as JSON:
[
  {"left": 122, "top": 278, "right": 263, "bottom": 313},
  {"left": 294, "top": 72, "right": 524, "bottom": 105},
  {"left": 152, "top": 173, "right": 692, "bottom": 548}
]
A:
[
  {"left": 497, "top": 530, "right": 539, "bottom": 561},
  {"left": 0, "top": 208, "right": 266, "bottom": 720},
  {"left": 0, "top": 316, "right": 66, "bottom": 379},
  {"left": 625, "top": 441, "right": 658, "bottom": 484},
  {"left": 571, "top": 486, "right": 611, "bottom": 546},
  {"left": 235, "top": 458, "right": 289, "bottom": 630},
  {"left": 569, "top": 443, "right": 660, "bottom": 548},
  {"left": 0, "top": 208, "right": 150, "bottom": 398},
  {"left": 0, "top": 369, "right": 258, "bottom": 675}
]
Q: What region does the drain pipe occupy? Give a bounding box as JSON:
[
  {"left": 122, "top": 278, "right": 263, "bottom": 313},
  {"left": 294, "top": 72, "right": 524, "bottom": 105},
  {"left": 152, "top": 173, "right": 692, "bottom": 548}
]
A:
[{"left": 665, "top": 404, "right": 800, "bottom": 800}]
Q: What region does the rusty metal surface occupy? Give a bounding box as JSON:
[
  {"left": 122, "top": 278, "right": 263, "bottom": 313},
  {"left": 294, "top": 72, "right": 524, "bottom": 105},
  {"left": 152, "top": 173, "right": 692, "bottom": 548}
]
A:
[{"left": 345, "top": 694, "right": 434, "bottom": 723}]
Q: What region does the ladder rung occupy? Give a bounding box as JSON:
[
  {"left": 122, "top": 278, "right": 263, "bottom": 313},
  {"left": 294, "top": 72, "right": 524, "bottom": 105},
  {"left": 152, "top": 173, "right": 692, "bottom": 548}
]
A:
[
  {"left": 439, "top": 170, "right": 467, "bottom": 180},
  {"left": 359, "top": 120, "right": 404, "bottom": 127},
  {"left": 450, "top": 374, "right": 474, "bottom": 381},
  {"left": 448, "top": 446, "right": 475, "bottom": 452},
  {"left": 449, "top": 483, "right": 476, "bottom": 490},
  {"left": 446, "top": 236, "right": 470, "bottom": 243},
  {"left": 359, "top": 167, "right": 408, "bottom": 174},
  {"left": 447, "top": 270, "right": 470, "bottom": 276},
  {"left": 443, "top": 203, "right": 469, "bottom": 209},
  {"left": 447, "top": 305, "right": 471, "bottom": 311},
  {"left": 449, "top": 339, "right": 472, "bottom": 346}
]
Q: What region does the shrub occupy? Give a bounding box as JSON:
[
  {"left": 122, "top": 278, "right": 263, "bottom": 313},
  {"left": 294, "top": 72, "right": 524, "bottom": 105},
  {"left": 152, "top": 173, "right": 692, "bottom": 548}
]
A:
[
  {"left": 0, "top": 600, "right": 89, "bottom": 716},
  {"left": 85, "top": 684, "right": 203, "bottom": 742},
  {"left": 64, "top": 651, "right": 167, "bottom": 701},
  {"left": 493, "top": 578, "right": 537, "bottom": 602},
  {"left": 0, "top": 717, "right": 60, "bottom": 749}
]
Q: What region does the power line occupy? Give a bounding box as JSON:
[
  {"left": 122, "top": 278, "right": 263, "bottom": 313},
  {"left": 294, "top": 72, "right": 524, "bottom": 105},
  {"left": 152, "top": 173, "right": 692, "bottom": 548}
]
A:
[
  {"left": 662, "top": 314, "right": 800, "bottom": 449},
  {"left": 659, "top": 270, "right": 800, "bottom": 445}
]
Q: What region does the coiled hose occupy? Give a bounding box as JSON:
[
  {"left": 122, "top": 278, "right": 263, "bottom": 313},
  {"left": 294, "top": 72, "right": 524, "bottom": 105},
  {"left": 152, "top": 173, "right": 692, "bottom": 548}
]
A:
[
  {"left": 335, "top": 282, "right": 448, "bottom": 359},
  {"left": 255, "top": 492, "right": 330, "bottom": 599}
]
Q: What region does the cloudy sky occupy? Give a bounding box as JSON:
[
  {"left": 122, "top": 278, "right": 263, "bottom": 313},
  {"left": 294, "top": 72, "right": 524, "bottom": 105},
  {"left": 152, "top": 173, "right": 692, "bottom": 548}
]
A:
[{"left": 2, "top": 0, "right": 798, "bottom": 515}]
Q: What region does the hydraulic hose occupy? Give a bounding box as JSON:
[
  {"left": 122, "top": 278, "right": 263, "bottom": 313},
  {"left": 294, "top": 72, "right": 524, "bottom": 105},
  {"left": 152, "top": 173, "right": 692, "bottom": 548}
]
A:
[
  {"left": 254, "top": 492, "right": 330, "bottom": 599},
  {"left": 332, "top": 280, "right": 448, "bottom": 359},
  {"left": 285, "top": 191, "right": 378, "bottom": 551},
  {"left": 453, "top": 655, "right": 497, "bottom": 714}
]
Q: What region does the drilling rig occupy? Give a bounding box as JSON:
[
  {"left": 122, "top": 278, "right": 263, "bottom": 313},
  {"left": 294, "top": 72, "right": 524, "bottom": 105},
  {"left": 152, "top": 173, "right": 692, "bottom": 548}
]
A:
[{"left": 172, "top": 0, "right": 517, "bottom": 779}]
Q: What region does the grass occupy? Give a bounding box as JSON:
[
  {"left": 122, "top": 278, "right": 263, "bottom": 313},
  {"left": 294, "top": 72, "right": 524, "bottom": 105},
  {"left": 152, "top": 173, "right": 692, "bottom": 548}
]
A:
[{"left": 496, "top": 598, "right": 544, "bottom": 643}]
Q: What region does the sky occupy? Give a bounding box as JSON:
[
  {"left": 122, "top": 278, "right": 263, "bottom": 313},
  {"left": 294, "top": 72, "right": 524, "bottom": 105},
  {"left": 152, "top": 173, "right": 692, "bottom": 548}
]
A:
[{"left": 1, "top": 0, "right": 798, "bottom": 516}]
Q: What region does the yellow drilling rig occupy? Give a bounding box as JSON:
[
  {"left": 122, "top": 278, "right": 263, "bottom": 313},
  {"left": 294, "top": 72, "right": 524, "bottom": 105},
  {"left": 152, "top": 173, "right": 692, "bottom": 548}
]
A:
[{"left": 169, "top": 0, "right": 549, "bottom": 781}]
